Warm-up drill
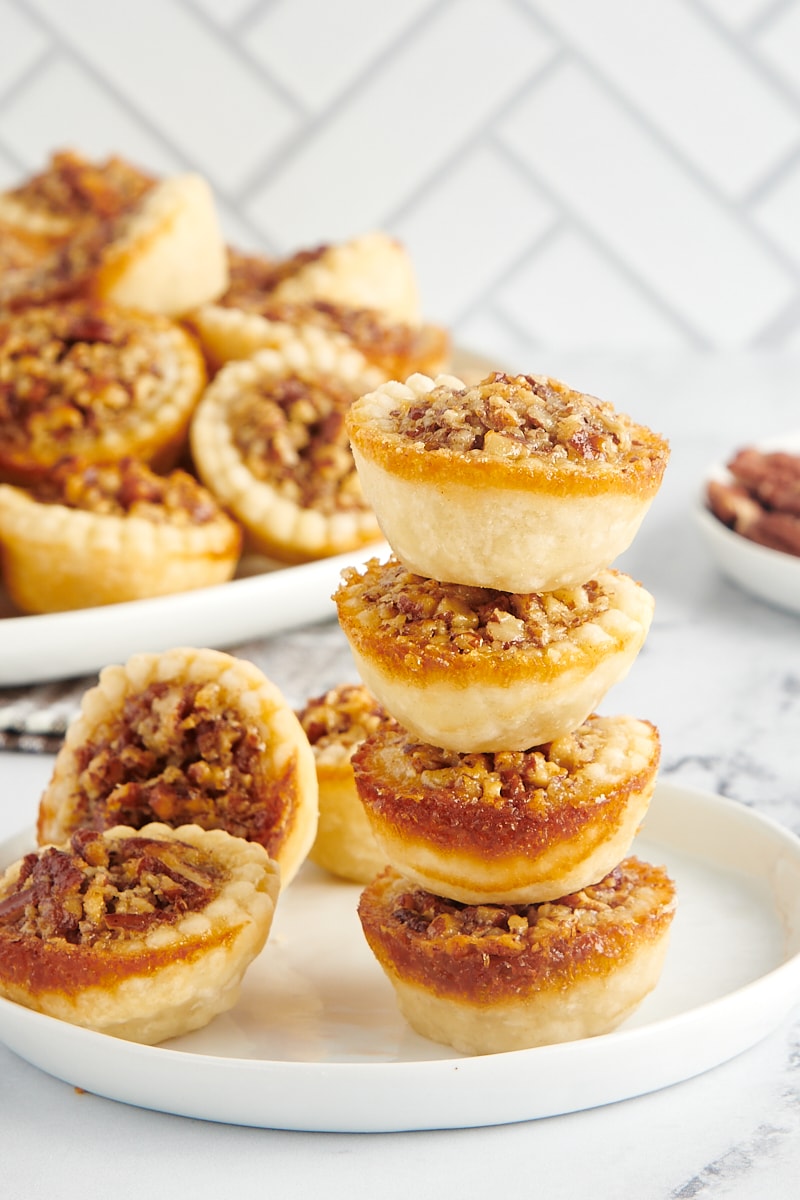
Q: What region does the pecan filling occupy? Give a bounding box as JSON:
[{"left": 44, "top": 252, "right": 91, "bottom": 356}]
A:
[
  {"left": 31, "top": 457, "right": 223, "bottom": 526},
  {"left": 398, "top": 735, "right": 586, "bottom": 810},
  {"left": 337, "top": 558, "right": 610, "bottom": 655},
  {"left": 359, "top": 859, "right": 675, "bottom": 1000},
  {"left": 220, "top": 291, "right": 443, "bottom": 374},
  {"left": 297, "top": 683, "right": 396, "bottom": 762},
  {"left": 72, "top": 681, "right": 295, "bottom": 852},
  {"left": 390, "top": 859, "right": 658, "bottom": 944},
  {"left": 220, "top": 246, "right": 329, "bottom": 307},
  {"left": 0, "top": 303, "right": 174, "bottom": 456},
  {"left": 230, "top": 374, "right": 365, "bottom": 512},
  {"left": 352, "top": 716, "right": 656, "bottom": 854},
  {"left": 7, "top": 150, "right": 155, "bottom": 224},
  {"left": 392, "top": 372, "right": 636, "bottom": 462},
  {"left": 0, "top": 829, "right": 222, "bottom": 944}
]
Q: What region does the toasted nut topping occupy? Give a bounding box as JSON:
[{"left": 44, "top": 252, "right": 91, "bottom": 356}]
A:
[
  {"left": 30, "top": 457, "right": 227, "bottom": 527},
  {"left": 230, "top": 373, "right": 365, "bottom": 513}
]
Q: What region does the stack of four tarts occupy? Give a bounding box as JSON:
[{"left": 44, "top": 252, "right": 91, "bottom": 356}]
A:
[{"left": 333, "top": 368, "right": 676, "bottom": 1055}]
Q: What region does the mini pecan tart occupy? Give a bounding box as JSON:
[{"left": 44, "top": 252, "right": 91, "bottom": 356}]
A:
[
  {"left": 347, "top": 371, "right": 670, "bottom": 592},
  {"left": 334, "top": 558, "right": 654, "bottom": 752},
  {"left": 0, "top": 457, "right": 242, "bottom": 613},
  {"left": 358, "top": 858, "right": 676, "bottom": 1055},
  {"left": 0, "top": 822, "right": 279, "bottom": 1044},
  {"left": 246, "top": 233, "right": 421, "bottom": 325},
  {"left": 297, "top": 683, "right": 398, "bottom": 884},
  {"left": 0, "top": 300, "right": 206, "bottom": 485},
  {"left": 0, "top": 163, "right": 227, "bottom": 318},
  {"left": 188, "top": 291, "right": 448, "bottom": 379},
  {"left": 351, "top": 714, "right": 660, "bottom": 905},
  {"left": 190, "top": 330, "right": 384, "bottom": 562},
  {"left": 37, "top": 648, "right": 319, "bottom": 889}
]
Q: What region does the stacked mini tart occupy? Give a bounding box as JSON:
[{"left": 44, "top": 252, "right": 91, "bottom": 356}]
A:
[{"left": 334, "top": 369, "right": 676, "bottom": 1056}]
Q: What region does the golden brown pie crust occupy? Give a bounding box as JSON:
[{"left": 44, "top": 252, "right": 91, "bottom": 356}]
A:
[{"left": 0, "top": 458, "right": 242, "bottom": 613}]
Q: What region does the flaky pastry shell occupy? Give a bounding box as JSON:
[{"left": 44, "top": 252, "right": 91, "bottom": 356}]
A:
[
  {"left": 37, "top": 648, "right": 318, "bottom": 889},
  {"left": 347, "top": 371, "right": 670, "bottom": 592},
  {"left": 351, "top": 714, "right": 661, "bottom": 905},
  {"left": 0, "top": 822, "right": 279, "bottom": 1044},
  {"left": 335, "top": 559, "right": 654, "bottom": 751},
  {"left": 0, "top": 301, "right": 207, "bottom": 486},
  {"left": 190, "top": 329, "right": 384, "bottom": 562},
  {"left": 186, "top": 296, "right": 449, "bottom": 378},
  {"left": 266, "top": 233, "right": 421, "bottom": 325},
  {"left": 92, "top": 173, "right": 228, "bottom": 316},
  {"left": 297, "top": 683, "right": 395, "bottom": 884},
  {"left": 358, "top": 858, "right": 675, "bottom": 1055},
  {"left": 0, "top": 460, "right": 242, "bottom": 614}
]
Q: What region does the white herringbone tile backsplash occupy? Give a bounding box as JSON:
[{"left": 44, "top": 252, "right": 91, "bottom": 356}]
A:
[{"left": 2, "top": 0, "right": 800, "bottom": 366}]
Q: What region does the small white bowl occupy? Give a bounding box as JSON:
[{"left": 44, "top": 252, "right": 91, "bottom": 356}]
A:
[{"left": 695, "top": 430, "right": 800, "bottom": 616}]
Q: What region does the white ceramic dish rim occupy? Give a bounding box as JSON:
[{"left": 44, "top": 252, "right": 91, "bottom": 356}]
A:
[
  {"left": 1, "top": 782, "right": 799, "bottom": 1133},
  {"left": 0, "top": 541, "right": 390, "bottom": 687}
]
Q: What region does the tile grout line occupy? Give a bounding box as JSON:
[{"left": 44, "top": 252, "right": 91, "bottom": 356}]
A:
[
  {"left": 6, "top": 0, "right": 282, "bottom": 250},
  {"left": 494, "top": 136, "right": 714, "bottom": 351},
  {"left": 685, "top": 0, "right": 800, "bottom": 112},
  {"left": 379, "top": 46, "right": 566, "bottom": 232},
  {"left": 513, "top": 4, "right": 800, "bottom": 313},
  {"left": 232, "top": 0, "right": 456, "bottom": 207}
]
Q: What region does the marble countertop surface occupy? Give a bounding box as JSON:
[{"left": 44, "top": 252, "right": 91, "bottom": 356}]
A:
[{"left": 0, "top": 352, "right": 799, "bottom": 1199}]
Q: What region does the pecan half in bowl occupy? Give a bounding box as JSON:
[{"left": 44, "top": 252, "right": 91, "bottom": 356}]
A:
[
  {"left": 351, "top": 714, "right": 661, "bottom": 905},
  {"left": 334, "top": 557, "right": 654, "bottom": 752},
  {"left": 696, "top": 432, "right": 800, "bottom": 616},
  {"left": 36, "top": 647, "right": 318, "bottom": 890},
  {"left": 0, "top": 457, "right": 242, "bottom": 613},
  {"left": 358, "top": 857, "right": 676, "bottom": 1055},
  {"left": 0, "top": 822, "right": 279, "bottom": 1044},
  {"left": 347, "top": 370, "right": 670, "bottom": 593}
]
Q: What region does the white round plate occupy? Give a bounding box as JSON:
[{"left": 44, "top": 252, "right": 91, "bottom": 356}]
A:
[
  {"left": 0, "top": 541, "right": 389, "bottom": 688},
  {"left": 1, "top": 783, "right": 800, "bottom": 1132},
  {"left": 696, "top": 430, "right": 800, "bottom": 615}
]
